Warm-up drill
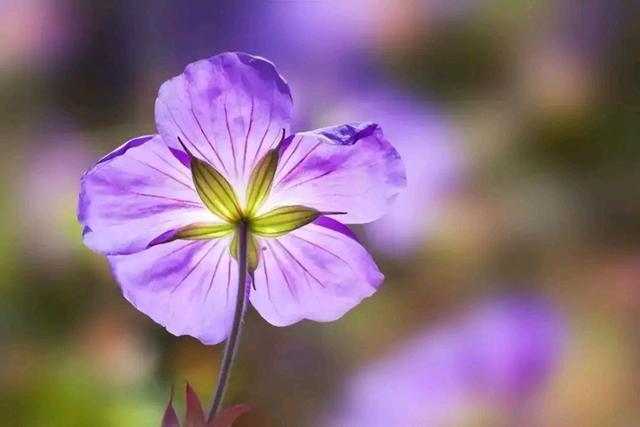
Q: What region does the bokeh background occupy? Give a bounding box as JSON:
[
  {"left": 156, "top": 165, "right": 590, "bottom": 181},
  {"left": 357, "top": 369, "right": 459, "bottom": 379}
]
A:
[{"left": 2, "top": 1, "right": 639, "bottom": 426}]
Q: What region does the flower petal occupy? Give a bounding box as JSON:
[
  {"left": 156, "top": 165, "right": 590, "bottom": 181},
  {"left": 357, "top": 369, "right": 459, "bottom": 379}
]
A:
[
  {"left": 155, "top": 52, "right": 293, "bottom": 197},
  {"left": 108, "top": 236, "right": 239, "bottom": 345},
  {"left": 78, "top": 135, "right": 214, "bottom": 255},
  {"left": 336, "top": 89, "right": 462, "bottom": 255},
  {"left": 249, "top": 217, "right": 383, "bottom": 326},
  {"left": 264, "top": 123, "right": 406, "bottom": 224}
]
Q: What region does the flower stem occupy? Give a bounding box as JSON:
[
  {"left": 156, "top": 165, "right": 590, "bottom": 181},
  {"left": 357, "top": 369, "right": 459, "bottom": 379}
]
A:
[{"left": 208, "top": 220, "right": 249, "bottom": 422}]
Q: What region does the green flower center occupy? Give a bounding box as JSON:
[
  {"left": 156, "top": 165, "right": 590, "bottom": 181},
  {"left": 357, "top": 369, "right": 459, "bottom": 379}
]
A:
[{"left": 172, "top": 144, "right": 323, "bottom": 273}]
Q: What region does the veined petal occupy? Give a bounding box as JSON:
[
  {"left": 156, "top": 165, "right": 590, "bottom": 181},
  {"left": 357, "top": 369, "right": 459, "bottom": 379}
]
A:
[
  {"left": 250, "top": 205, "right": 320, "bottom": 237},
  {"left": 78, "top": 135, "right": 214, "bottom": 255},
  {"left": 335, "top": 89, "right": 462, "bottom": 256},
  {"left": 108, "top": 237, "right": 239, "bottom": 345},
  {"left": 155, "top": 52, "right": 293, "bottom": 196},
  {"left": 263, "top": 122, "right": 406, "bottom": 223},
  {"left": 249, "top": 217, "right": 383, "bottom": 326},
  {"left": 190, "top": 154, "right": 242, "bottom": 222}
]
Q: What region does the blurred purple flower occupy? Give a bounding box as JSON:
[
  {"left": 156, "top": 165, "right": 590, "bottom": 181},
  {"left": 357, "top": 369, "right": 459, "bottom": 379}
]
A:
[
  {"left": 78, "top": 52, "right": 406, "bottom": 344},
  {"left": 252, "top": 3, "right": 463, "bottom": 256},
  {"left": 20, "top": 128, "right": 94, "bottom": 265},
  {"left": 251, "top": 1, "right": 421, "bottom": 130},
  {"left": 254, "top": 0, "right": 471, "bottom": 63},
  {"left": 329, "top": 89, "right": 462, "bottom": 255},
  {"left": 321, "top": 293, "right": 564, "bottom": 426},
  {"left": 256, "top": 0, "right": 389, "bottom": 61},
  {"left": 0, "top": 0, "right": 75, "bottom": 76}
]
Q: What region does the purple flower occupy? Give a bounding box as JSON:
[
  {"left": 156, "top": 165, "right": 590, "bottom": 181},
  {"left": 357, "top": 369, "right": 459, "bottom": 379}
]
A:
[
  {"left": 20, "top": 128, "right": 94, "bottom": 265},
  {"left": 78, "top": 52, "right": 406, "bottom": 344},
  {"left": 321, "top": 294, "right": 564, "bottom": 426}
]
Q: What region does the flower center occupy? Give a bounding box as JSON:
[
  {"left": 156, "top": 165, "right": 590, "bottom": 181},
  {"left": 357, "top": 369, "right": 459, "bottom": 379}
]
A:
[
  {"left": 188, "top": 144, "right": 321, "bottom": 228},
  {"left": 173, "top": 140, "right": 323, "bottom": 273}
]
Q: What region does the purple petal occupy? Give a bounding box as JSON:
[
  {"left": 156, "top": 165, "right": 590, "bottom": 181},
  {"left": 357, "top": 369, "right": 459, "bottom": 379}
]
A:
[
  {"left": 108, "top": 236, "right": 238, "bottom": 345},
  {"left": 264, "top": 122, "right": 406, "bottom": 224},
  {"left": 337, "top": 90, "right": 462, "bottom": 255},
  {"left": 78, "top": 135, "right": 214, "bottom": 255},
  {"left": 155, "top": 52, "right": 293, "bottom": 194},
  {"left": 249, "top": 218, "right": 383, "bottom": 326},
  {"left": 462, "top": 294, "right": 564, "bottom": 399},
  {"left": 313, "top": 216, "right": 359, "bottom": 241}
]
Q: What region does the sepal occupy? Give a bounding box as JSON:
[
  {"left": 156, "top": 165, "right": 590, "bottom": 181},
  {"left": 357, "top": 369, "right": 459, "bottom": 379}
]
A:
[
  {"left": 245, "top": 149, "right": 279, "bottom": 217},
  {"left": 230, "top": 231, "right": 261, "bottom": 273},
  {"left": 250, "top": 205, "right": 321, "bottom": 237},
  {"left": 173, "top": 223, "right": 235, "bottom": 240},
  {"left": 180, "top": 138, "right": 242, "bottom": 222}
]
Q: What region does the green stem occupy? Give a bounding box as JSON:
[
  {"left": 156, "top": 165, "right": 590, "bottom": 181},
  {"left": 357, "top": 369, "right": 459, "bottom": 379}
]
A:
[{"left": 208, "top": 220, "right": 249, "bottom": 422}]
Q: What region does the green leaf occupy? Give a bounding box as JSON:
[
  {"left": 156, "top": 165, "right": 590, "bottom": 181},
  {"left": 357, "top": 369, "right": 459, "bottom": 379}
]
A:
[
  {"left": 190, "top": 156, "right": 242, "bottom": 223},
  {"left": 184, "top": 383, "right": 206, "bottom": 427},
  {"left": 173, "top": 222, "right": 235, "bottom": 240},
  {"left": 161, "top": 393, "right": 180, "bottom": 427},
  {"left": 230, "top": 231, "right": 261, "bottom": 273},
  {"left": 244, "top": 149, "right": 279, "bottom": 217},
  {"left": 249, "top": 205, "right": 320, "bottom": 237}
]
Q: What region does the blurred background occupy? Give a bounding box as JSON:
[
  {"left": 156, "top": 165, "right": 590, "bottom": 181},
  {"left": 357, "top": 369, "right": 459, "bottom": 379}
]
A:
[{"left": 1, "top": 0, "right": 639, "bottom": 425}]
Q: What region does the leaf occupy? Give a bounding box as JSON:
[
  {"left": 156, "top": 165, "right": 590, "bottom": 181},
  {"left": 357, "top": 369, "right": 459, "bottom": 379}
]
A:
[
  {"left": 208, "top": 404, "right": 251, "bottom": 427},
  {"left": 184, "top": 384, "right": 207, "bottom": 427},
  {"left": 161, "top": 391, "right": 180, "bottom": 427},
  {"left": 250, "top": 205, "right": 320, "bottom": 237}
]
